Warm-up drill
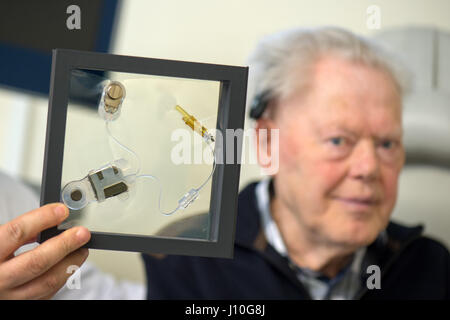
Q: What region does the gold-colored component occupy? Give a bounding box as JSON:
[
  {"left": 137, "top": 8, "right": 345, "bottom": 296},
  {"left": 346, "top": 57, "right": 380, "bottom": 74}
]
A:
[
  {"left": 175, "top": 105, "right": 214, "bottom": 141},
  {"left": 104, "top": 82, "right": 124, "bottom": 114}
]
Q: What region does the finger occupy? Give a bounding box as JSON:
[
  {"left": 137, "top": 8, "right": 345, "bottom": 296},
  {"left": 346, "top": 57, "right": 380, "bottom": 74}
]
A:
[
  {"left": 0, "top": 203, "right": 69, "bottom": 261},
  {"left": 39, "top": 293, "right": 55, "bottom": 300},
  {"left": 5, "top": 236, "right": 39, "bottom": 261},
  {"left": 7, "top": 248, "right": 89, "bottom": 300},
  {"left": 0, "top": 226, "right": 90, "bottom": 289}
]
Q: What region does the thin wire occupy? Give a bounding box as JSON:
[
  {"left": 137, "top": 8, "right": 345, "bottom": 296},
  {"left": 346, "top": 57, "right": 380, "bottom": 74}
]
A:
[
  {"left": 136, "top": 138, "right": 216, "bottom": 216},
  {"left": 195, "top": 140, "right": 216, "bottom": 191},
  {"left": 135, "top": 174, "right": 179, "bottom": 216},
  {"left": 105, "top": 121, "right": 141, "bottom": 175},
  {"left": 105, "top": 118, "right": 216, "bottom": 216}
]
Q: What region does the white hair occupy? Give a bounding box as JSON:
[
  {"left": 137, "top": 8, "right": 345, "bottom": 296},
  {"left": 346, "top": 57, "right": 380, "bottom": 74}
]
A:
[{"left": 247, "top": 26, "right": 411, "bottom": 117}]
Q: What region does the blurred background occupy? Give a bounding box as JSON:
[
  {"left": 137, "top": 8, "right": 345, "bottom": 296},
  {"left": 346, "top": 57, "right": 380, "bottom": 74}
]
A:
[{"left": 0, "top": 0, "right": 449, "bottom": 286}]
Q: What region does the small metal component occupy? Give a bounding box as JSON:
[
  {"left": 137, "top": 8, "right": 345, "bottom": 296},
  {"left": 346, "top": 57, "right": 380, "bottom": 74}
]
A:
[
  {"left": 61, "top": 162, "right": 130, "bottom": 211},
  {"left": 70, "top": 189, "right": 83, "bottom": 202},
  {"left": 88, "top": 165, "right": 128, "bottom": 202},
  {"left": 175, "top": 105, "right": 215, "bottom": 142},
  {"left": 104, "top": 182, "right": 128, "bottom": 198},
  {"left": 103, "top": 82, "right": 125, "bottom": 114}
]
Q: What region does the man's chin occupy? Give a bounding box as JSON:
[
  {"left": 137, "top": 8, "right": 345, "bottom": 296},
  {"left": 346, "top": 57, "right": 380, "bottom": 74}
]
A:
[{"left": 331, "top": 224, "right": 381, "bottom": 248}]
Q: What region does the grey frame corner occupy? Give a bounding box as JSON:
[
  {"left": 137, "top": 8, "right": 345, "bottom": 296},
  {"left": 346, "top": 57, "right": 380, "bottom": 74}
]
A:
[{"left": 38, "top": 49, "right": 248, "bottom": 258}]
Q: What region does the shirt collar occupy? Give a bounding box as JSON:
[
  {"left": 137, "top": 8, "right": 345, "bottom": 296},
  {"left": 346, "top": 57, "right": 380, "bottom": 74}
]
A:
[{"left": 255, "top": 177, "right": 288, "bottom": 256}]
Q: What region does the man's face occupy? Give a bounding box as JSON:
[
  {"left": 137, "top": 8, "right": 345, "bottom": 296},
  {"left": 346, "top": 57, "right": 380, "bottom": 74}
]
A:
[{"left": 268, "top": 56, "right": 405, "bottom": 248}]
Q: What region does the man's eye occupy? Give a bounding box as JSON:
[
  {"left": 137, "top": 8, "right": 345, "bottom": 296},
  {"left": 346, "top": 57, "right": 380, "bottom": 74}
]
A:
[
  {"left": 381, "top": 140, "right": 394, "bottom": 149},
  {"left": 330, "top": 137, "right": 344, "bottom": 146}
]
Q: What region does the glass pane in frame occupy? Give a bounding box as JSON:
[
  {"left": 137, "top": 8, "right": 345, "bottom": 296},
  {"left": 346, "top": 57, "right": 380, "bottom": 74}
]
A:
[{"left": 58, "top": 69, "right": 220, "bottom": 241}]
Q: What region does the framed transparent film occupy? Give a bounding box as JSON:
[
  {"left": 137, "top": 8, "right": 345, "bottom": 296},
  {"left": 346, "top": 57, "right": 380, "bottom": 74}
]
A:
[{"left": 39, "top": 49, "right": 248, "bottom": 258}]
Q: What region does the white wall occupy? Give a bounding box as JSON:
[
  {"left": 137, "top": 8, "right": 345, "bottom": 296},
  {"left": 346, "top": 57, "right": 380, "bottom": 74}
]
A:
[{"left": 1, "top": 0, "right": 449, "bottom": 285}]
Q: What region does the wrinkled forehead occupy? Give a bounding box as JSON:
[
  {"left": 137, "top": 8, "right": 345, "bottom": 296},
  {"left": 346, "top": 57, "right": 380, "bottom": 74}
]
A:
[
  {"left": 312, "top": 99, "right": 403, "bottom": 139},
  {"left": 278, "top": 58, "right": 403, "bottom": 131}
]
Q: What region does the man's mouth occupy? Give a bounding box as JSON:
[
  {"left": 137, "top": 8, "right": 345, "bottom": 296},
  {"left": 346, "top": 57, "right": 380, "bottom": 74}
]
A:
[{"left": 334, "top": 196, "right": 379, "bottom": 211}]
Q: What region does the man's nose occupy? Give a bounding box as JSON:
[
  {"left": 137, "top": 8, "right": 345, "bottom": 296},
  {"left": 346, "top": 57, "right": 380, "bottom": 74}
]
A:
[{"left": 349, "top": 140, "right": 380, "bottom": 181}]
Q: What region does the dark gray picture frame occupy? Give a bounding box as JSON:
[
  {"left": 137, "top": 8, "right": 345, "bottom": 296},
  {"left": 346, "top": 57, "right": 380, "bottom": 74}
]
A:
[{"left": 38, "top": 49, "right": 248, "bottom": 258}]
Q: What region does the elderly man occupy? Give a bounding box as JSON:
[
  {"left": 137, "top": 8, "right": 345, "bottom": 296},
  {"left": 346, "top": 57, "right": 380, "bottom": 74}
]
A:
[
  {"left": 143, "top": 27, "right": 449, "bottom": 299},
  {"left": 1, "top": 26, "right": 448, "bottom": 300}
]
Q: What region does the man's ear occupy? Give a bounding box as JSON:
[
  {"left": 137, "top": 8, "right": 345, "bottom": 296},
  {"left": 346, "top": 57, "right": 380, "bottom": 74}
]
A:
[{"left": 255, "top": 117, "right": 277, "bottom": 169}]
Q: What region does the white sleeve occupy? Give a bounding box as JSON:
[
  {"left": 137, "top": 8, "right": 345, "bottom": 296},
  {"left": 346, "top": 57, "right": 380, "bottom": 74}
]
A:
[
  {"left": 0, "top": 171, "right": 40, "bottom": 224},
  {"left": 52, "top": 261, "right": 146, "bottom": 300},
  {"left": 0, "top": 171, "right": 146, "bottom": 300}
]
